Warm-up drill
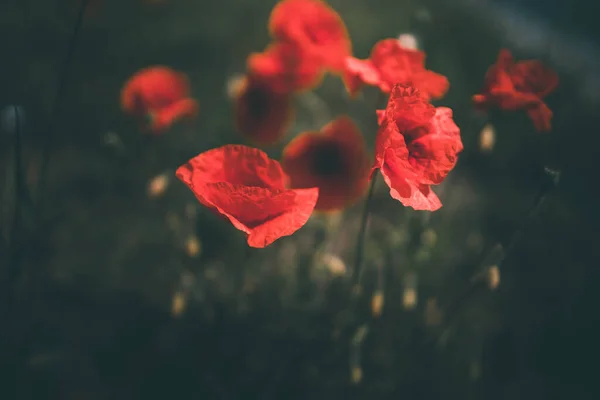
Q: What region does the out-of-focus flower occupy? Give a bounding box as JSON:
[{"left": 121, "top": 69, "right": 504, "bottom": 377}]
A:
[
  {"left": 282, "top": 116, "right": 370, "bottom": 211},
  {"left": 397, "top": 33, "right": 419, "bottom": 50},
  {"left": 343, "top": 38, "right": 449, "bottom": 100},
  {"left": 350, "top": 324, "right": 369, "bottom": 384},
  {"left": 351, "top": 366, "right": 362, "bottom": 384},
  {"left": 371, "top": 290, "right": 384, "bottom": 317},
  {"left": 232, "top": 75, "right": 295, "bottom": 146},
  {"left": 373, "top": 85, "right": 463, "bottom": 211},
  {"left": 268, "top": 0, "right": 352, "bottom": 73},
  {"left": 147, "top": 173, "right": 170, "bottom": 198},
  {"left": 171, "top": 291, "right": 187, "bottom": 317},
  {"left": 176, "top": 145, "right": 319, "bottom": 248},
  {"left": 488, "top": 265, "right": 500, "bottom": 290},
  {"left": 320, "top": 253, "right": 346, "bottom": 276},
  {"left": 248, "top": 41, "right": 325, "bottom": 93},
  {"left": 479, "top": 123, "right": 496, "bottom": 151},
  {"left": 403, "top": 288, "right": 417, "bottom": 310},
  {"left": 184, "top": 235, "right": 201, "bottom": 258},
  {"left": 473, "top": 49, "right": 558, "bottom": 132},
  {"left": 226, "top": 74, "right": 247, "bottom": 99},
  {"left": 121, "top": 66, "right": 199, "bottom": 133}
]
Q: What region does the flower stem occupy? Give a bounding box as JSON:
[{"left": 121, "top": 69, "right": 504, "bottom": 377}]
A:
[
  {"left": 351, "top": 173, "right": 378, "bottom": 289},
  {"left": 5, "top": 106, "right": 25, "bottom": 293},
  {"left": 36, "top": 0, "right": 89, "bottom": 212},
  {"left": 498, "top": 167, "right": 559, "bottom": 264},
  {"left": 442, "top": 166, "right": 560, "bottom": 325}
]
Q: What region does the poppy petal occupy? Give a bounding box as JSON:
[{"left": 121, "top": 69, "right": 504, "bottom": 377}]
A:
[
  {"left": 198, "top": 182, "right": 318, "bottom": 247},
  {"left": 412, "top": 70, "right": 449, "bottom": 101},
  {"left": 385, "top": 85, "right": 436, "bottom": 132},
  {"left": 151, "top": 98, "right": 199, "bottom": 132},
  {"left": 473, "top": 49, "right": 558, "bottom": 131},
  {"left": 247, "top": 42, "right": 324, "bottom": 93},
  {"left": 375, "top": 125, "right": 442, "bottom": 211},
  {"left": 380, "top": 158, "right": 442, "bottom": 211},
  {"left": 282, "top": 116, "right": 370, "bottom": 211},
  {"left": 245, "top": 187, "right": 318, "bottom": 247},
  {"left": 348, "top": 38, "right": 448, "bottom": 100},
  {"left": 343, "top": 57, "right": 381, "bottom": 96},
  {"left": 176, "top": 145, "right": 288, "bottom": 189},
  {"left": 376, "top": 109, "right": 386, "bottom": 125},
  {"left": 233, "top": 75, "right": 295, "bottom": 145},
  {"left": 373, "top": 85, "right": 463, "bottom": 211},
  {"left": 527, "top": 102, "right": 553, "bottom": 132},
  {"left": 511, "top": 60, "right": 559, "bottom": 98},
  {"left": 121, "top": 66, "right": 197, "bottom": 134},
  {"left": 268, "top": 0, "right": 352, "bottom": 73},
  {"left": 176, "top": 145, "right": 319, "bottom": 247},
  {"left": 408, "top": 107, "right": 463, "bottom": 184}
]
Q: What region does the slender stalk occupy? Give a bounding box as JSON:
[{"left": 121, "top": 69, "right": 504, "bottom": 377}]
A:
[
  {"left": 351, "top": 173, "right": 378, "bottom": 288},
  {"left": 36, "top": 0, "right": 90, "bottom": 210},
  {"left": 497, "top": 167, "right": 559, "bottom": 264},
  {"left": 345, "top": 174, "right": 378, "bottom": 384},
  {"left": 442, "top": 167, "right": 560, "bottom": 326},
  {"left": 404, "top": 167, "right": 561, "bottom": 372},
  {"left": 6, "top": 106, "right": 24, "bottom": 289}
]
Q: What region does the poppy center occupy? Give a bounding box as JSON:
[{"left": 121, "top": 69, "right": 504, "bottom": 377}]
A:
[
  {"left": 311, "top": 142, "right": 345, "bottom": 176},
  {"left": 246, "top": 86, "right": 270, "bottom": 120}
]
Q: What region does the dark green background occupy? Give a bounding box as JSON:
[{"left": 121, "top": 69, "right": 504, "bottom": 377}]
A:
[{"left": 1, "top": 0, "right": 598, "bottom": 399}]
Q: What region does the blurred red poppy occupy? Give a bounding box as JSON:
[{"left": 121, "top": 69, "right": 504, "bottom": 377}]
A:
[
  {"left": 176, "top": 145, "right": 319, "bottom": 248},
  {"left": 233, "top": 74, "right": 295, "bottom": 146},
  {"left": 343, "top": 38, "right": 449, "bottom": 101},
  {"left": 473, "top": 49, "right": 558, "bottom": 132},
  {"left": 268, "top": 0, "right": 352, "bottom": 73},
  {"left": 121, "top": 66, "right": 199, "bottom": 133},
  {"left": 282, "top": 116, "right": 371, "bottom": 211},
  {"left": 247, "top": 41, "right": 325, "bottom": 93},
  {"left": 373, "top": 85, "right": 463, "bottom": 211}
]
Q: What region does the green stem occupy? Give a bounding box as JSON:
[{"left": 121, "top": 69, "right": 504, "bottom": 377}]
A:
[
  {"left": 36, "top": 0, "right": 89, "bottom": 211},
  {"left": 351, "top": 173, "right": 378, "bottom": 288},
  {"left": 6, "top": 106, "right": 24, "bottom": 290}
]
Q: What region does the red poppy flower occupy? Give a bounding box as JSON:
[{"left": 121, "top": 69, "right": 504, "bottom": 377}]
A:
[
  {"left": 176, "top": 145, "right": 319, "bottom": 248},
  {"left": 473, "top": 49, "right": 558, "bottom": 132},
  {"left": 232, "top": 74, "right": 295, "bottom": 146},
  {"left": 268, "top": 0, "right": 352, "bottom": 73},
  {"left": 373, "top": 85, "right": 463, "bottom": 211},
  {"left": 281, "top": 116, "right": 370, "bottom": 211},
  {"left": 121, "top": 66, "right": 199, "bottom": 133},
  {"left": 343, "top": 38, "right": 449, "bottom": 101},
  {"left": 247, "top": 41, "right": 325, "bottom": 94}
]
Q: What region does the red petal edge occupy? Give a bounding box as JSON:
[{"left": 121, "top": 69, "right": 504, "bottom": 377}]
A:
[{"left": 176, "top": 145, "right": 319, "bottom": 247}]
